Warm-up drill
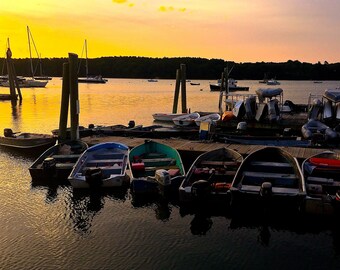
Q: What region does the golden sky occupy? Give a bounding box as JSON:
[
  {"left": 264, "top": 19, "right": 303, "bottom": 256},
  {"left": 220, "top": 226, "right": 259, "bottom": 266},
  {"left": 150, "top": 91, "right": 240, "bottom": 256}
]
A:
[{"left": 1, "top": 0, "right": 340, "bottom": 63}]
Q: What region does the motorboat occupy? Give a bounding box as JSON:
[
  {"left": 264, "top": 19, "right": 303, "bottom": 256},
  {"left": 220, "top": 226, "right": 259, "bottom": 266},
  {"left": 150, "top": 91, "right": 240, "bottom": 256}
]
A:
[
  {"left": 173, "top": 112, "right": 200, "bottom": 126},
  {"left": 303, "top": 151, "right": 340, "bottom": 215},
  {"left": 179, "top": 147, "right": 243, "bottom": 203},
  {"left": 68, "top": 142, "right": 130, "bottom": 188},
  {"left": 230, "top": 147, "right": 306, "bottom": 211},
  {"left": 210, "top": 78, "right": 249, "bottom": 92},
  {"left": 0, "top": 128, "right": 56, "bottom": 151},
  {"left": 266, "top": 79, "right": 280, "bottom": 85},
  {"left": 29, "top": 140, "right": 88, "bottom": 181},
  {"left": 129, "top": 140, "right": 185, "bottom": 194},
  {"left": 0, "top": 78, "right": 48, "bottom": 88}
]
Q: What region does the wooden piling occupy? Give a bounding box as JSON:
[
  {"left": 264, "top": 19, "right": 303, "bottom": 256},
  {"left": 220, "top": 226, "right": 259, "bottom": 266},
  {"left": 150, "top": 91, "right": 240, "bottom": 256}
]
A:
[
  {"left": 218, "top": 71, "right": 225, "bottom": 113},
  {"left": 5, "top": 49, "right": 17, "bottom": 100},
  {"left": 180, "top": 64, "right": 187, "bottom": 113},
  {"left": 58, "top": 62, "right": 70, "bottom": 142},
  {"left": 172, "top": 69, "right": 181, "bottom": 113},
  {"left": 68, "top": 53, "right": 79, "bottom": 140}
]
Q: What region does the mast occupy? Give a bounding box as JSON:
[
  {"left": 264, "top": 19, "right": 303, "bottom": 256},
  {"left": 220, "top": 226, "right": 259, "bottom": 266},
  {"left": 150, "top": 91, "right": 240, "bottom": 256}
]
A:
[{"left": 27, "top": 26, "right": 34, "bottom": 78}]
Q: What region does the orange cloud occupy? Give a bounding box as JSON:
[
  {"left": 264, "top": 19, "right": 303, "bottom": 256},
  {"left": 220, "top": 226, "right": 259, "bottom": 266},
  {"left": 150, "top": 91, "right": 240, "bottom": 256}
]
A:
[
  {"left": 112, "top": 0, "right": 128, "bottom": 3},
  {"left": 159, "top": 6, "right": 186, "bottom": 12}
]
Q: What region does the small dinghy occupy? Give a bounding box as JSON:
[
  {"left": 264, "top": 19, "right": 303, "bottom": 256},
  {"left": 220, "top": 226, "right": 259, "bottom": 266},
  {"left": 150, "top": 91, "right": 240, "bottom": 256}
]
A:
[
  {"left": 173, "top": 112, "right": 200, "bottom": 126},
  {"left": 68, "top": 142, "right": 130, "bottom": 189},
  {"left": 303, "top": 151, "right": 340, "bottom": 215},
  {"left": 301, "top": 119, "right": 338, "bottom": 143},
  {"left": 129, "top": 140, "right": 185, "bottom": 194},
  {"left": 230, "top": 147, "right": 306, "bottom": 211},
  {"left": 179, "top": 147, "right": 243, "bottom": 204},
  {"left": 255, "top": 88, "right": 283, "bottom": 103},
  {"left": 194, "top": 113, "right": 221, "bottom": 126},
  {"left": 29, "top": 140, "right": 88, "bottom": 181}
]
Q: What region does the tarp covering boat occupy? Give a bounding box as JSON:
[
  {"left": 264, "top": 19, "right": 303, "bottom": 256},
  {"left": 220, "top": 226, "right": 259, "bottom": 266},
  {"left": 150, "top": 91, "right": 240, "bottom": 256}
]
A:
[
  {"left": 256, "top": 88, "right": 283, "bottom": 103},
  {"left": 324, "top": 89, "right": 340, "bottom": 103}
]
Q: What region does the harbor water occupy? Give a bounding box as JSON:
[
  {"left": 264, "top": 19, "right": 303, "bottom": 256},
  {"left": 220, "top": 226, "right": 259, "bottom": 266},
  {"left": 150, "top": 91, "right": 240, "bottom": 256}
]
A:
[{"left": 1, "top": 79, "right": 340, "bottom": 269}]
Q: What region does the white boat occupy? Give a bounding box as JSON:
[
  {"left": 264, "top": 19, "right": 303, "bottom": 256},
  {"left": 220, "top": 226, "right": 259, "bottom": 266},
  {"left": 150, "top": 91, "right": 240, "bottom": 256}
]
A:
[
  {"left": 0, "top": 78, "right": 48, "bottom": 88},
  {"left": 78, "top": 40, "right": 107, "bottom": 84},
  {"left": 152, "top": 113, "right": 188, "bottom": 122},
  {"left": 194, "top": 113, "right": 221, "bottom": 126},
  {"left": 266, "top": 79, "right": 280, "bottom": 85},
  {"left": 68, "top": 142, "right": 130, "bottom": 189},
  {"left": 173, "top": 112, "right": 200, "bottom": 126},
  {"left": 210, "top": 78, "right": 249, "bottom": 92},
  {"left": 26, "top": 26, "right": 49, "bottom": 87}
]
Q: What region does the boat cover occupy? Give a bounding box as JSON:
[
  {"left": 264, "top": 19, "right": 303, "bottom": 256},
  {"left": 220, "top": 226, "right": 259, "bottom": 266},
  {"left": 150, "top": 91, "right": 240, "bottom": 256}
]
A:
[
  {"left": 256, "top": 88, "right": 283, "bottom": 102},
  {"left": 324, "top": 89, "right": 340, "bottom": 103}
]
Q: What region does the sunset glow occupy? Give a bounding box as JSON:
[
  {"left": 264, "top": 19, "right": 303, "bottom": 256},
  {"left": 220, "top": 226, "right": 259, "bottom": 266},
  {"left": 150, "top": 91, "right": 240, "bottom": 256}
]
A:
[{"left": 1, "top": 0, "right": 340, "bottom": 63}]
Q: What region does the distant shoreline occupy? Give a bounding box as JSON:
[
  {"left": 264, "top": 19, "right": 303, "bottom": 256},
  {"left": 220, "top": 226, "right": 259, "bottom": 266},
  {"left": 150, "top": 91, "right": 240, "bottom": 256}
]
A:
[{"left": 1, "top": 56, "right": 339, "bottom": 80}]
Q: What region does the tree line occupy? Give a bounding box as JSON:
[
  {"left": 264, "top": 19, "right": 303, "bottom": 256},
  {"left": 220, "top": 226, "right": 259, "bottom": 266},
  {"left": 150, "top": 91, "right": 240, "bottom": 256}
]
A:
[{"left": 1, "top": 56, "right": 340, "bottom": 80}]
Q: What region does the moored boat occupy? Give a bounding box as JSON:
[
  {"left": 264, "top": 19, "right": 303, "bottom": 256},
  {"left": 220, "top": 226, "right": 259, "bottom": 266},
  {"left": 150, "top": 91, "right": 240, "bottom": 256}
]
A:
[
  {"left": 173, "top": 112, "right": 200, "bottom": 126},
  {"left": 210, "top": 78, "right": 249, "bottom": 92},
  {"left": 179, "top": 147, "right": 243, "bottom": 204},
  {"left": 230, "top": 147, "right": 306, "bottom": 212},
  {"left": 303, "top": 151, "right": 340, "bottom": 215},
  {"left": 194, "top": 113, "right": 221, "bottom": 126},
  {"left": 129, "top": 140, "right": 185, "bottom": 194},
  {"left": 0, "top": 128, "right": 56, "bottom": 151},
  {"left": 152, "top": 113, "right": 188, "bottom": 122},
  {"left": 29, "top": 140, "right": 88, "bottom": 181},
  {"left": 68, "top": 142, "right": 130, "bottom": 189}
]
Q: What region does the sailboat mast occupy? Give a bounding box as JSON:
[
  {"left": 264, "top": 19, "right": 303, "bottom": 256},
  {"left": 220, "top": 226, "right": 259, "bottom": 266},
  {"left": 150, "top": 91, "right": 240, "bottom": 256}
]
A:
[
  {"left": 85, "top": 39, "right": 88, "bottom": 78},
  {"left": 27, "top": 26, "right": 34, "bottom": 78}
]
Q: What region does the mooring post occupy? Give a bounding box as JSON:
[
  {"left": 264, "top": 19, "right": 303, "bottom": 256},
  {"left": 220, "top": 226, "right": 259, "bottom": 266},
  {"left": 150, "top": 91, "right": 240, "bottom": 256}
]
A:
[
  {"left": 10, "top": 63, "right": 22, "bottom": 100},
  {"left": 5, "top": 48, "right": 17, "bottom": 100},
  {"left": 68, "top": 53, "right": 79, "bottom": 141},
  {"left": 180, "top": 64, "right": 187, "bottom": 113},
  {"left": 218, "top": 71, "right": 225, "bottom": 113},
  {"left": 58, "top": 62, "right": 70, "bottom": 142},
  {"left": 172, "top": 69, "right": 181, "bottom": 113}
]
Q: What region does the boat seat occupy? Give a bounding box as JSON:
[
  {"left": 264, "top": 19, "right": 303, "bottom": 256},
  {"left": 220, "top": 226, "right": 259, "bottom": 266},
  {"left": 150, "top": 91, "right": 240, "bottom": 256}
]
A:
[
  {"left": 142, "top": 158, "right": 176, "bottom": 167},
  {"left": 56, "top": 163, "right": 75, "bottom": 169},
  {"left": 52, "top": 154, "right": 80, "bottom": 160},
  {"left": 87, "top": 159, "right": 123, "bottom": 166},
  {"left": 241, "top": 185, "right": 300, "bottom": 194},
  {"left": 83, "top": 166, "right": 122, "bottom": 174},
  {"left": 200, "top": 160, "right": 240, "bottom": 167},
  {"left": 242, "top": 171, "right": 298, "bottom": 188},
  {"left": 93, "top": 153, "right": 125, "bottom": 159},
  {"left": 249, "top": 161, "right": 294, "bottom": 174}
]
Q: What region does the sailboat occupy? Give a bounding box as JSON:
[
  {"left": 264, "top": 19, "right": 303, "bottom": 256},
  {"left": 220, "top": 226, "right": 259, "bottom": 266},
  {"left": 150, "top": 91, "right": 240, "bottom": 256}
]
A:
[
  {"left": 24, "top": 26, "right": 49, "bottom": 87},
  {"left": 78, "top": 40, "right": 107, "bottom": 84}
]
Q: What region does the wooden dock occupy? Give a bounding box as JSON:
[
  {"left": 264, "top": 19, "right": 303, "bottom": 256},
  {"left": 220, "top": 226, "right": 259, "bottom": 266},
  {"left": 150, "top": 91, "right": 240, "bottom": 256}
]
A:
[{"left": 82, "top": 135, "right": 340, "bottom": 165}]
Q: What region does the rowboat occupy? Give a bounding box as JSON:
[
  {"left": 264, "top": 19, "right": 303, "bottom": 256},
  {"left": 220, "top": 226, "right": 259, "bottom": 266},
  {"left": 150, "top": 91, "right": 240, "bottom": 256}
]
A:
[
  {"left": 173, "top": 112, "right": 200, "bottom": 126},
  {"left": 179, "top": 147, "right": 243, "bottom": 203},
  {"left": 68, "top": 142, "right": 130, "bottom": 189},
  {"left": 129, "top": 140, "right": 185, "bottom": 194},
  {"left": 194, "top": 113, "right": 221, "bottom": 126},
  {"left": 152, "top": 113, "right": 188, "bottom": 122},
  {"left": 230, "top": 147, "right": 306, "bottom": 211},
  {"left": 29, "top": 140, "right": 88, "bottom": 181},
  {"left": 0, "top": 128, "right": 56, "bottom": 151},
  {"left": 303, "top": 151, "right": 340, "bottom": 215}
]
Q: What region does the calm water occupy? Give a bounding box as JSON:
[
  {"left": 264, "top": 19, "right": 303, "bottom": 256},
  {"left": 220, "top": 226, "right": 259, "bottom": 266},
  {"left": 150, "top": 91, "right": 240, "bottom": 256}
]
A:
[{"left": 1, "top": 79, "right": 340, "bottom": 270}]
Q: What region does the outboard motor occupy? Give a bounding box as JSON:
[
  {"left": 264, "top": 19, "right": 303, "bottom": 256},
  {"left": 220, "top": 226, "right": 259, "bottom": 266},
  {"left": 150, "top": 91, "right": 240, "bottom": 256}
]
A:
[
  {"left": 42, "top": 157, "right": 56, "bottom": 175},
  {"left": 4, "top": 128, "right": 14, "bottom": 137},
  {"left": 237, "top": 122, "right": 247, "bottom": 131},
  {"left": 128, "top": 120, "right": 135, "bottom": 128},
  {"left": 191, "top": 180, "right": 211, "bottom": 201},
  {"left": 260, "top": 182, "right": 272, "bottom": 198},
  {"left": 85, "top": 168, "right": 103, "bottom": 187}
]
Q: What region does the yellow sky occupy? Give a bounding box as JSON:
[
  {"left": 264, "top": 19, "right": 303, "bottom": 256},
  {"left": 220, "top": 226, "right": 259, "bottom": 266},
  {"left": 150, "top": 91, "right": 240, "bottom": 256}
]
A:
[{"left": 1, "top": 0, "right": 340, "bottom": 63}]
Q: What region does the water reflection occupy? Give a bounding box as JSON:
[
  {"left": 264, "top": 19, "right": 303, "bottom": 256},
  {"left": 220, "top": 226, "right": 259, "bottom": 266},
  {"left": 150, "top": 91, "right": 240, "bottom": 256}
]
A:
[{"left": 68, "top": 187, "right": 128, "bottom": 235}]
